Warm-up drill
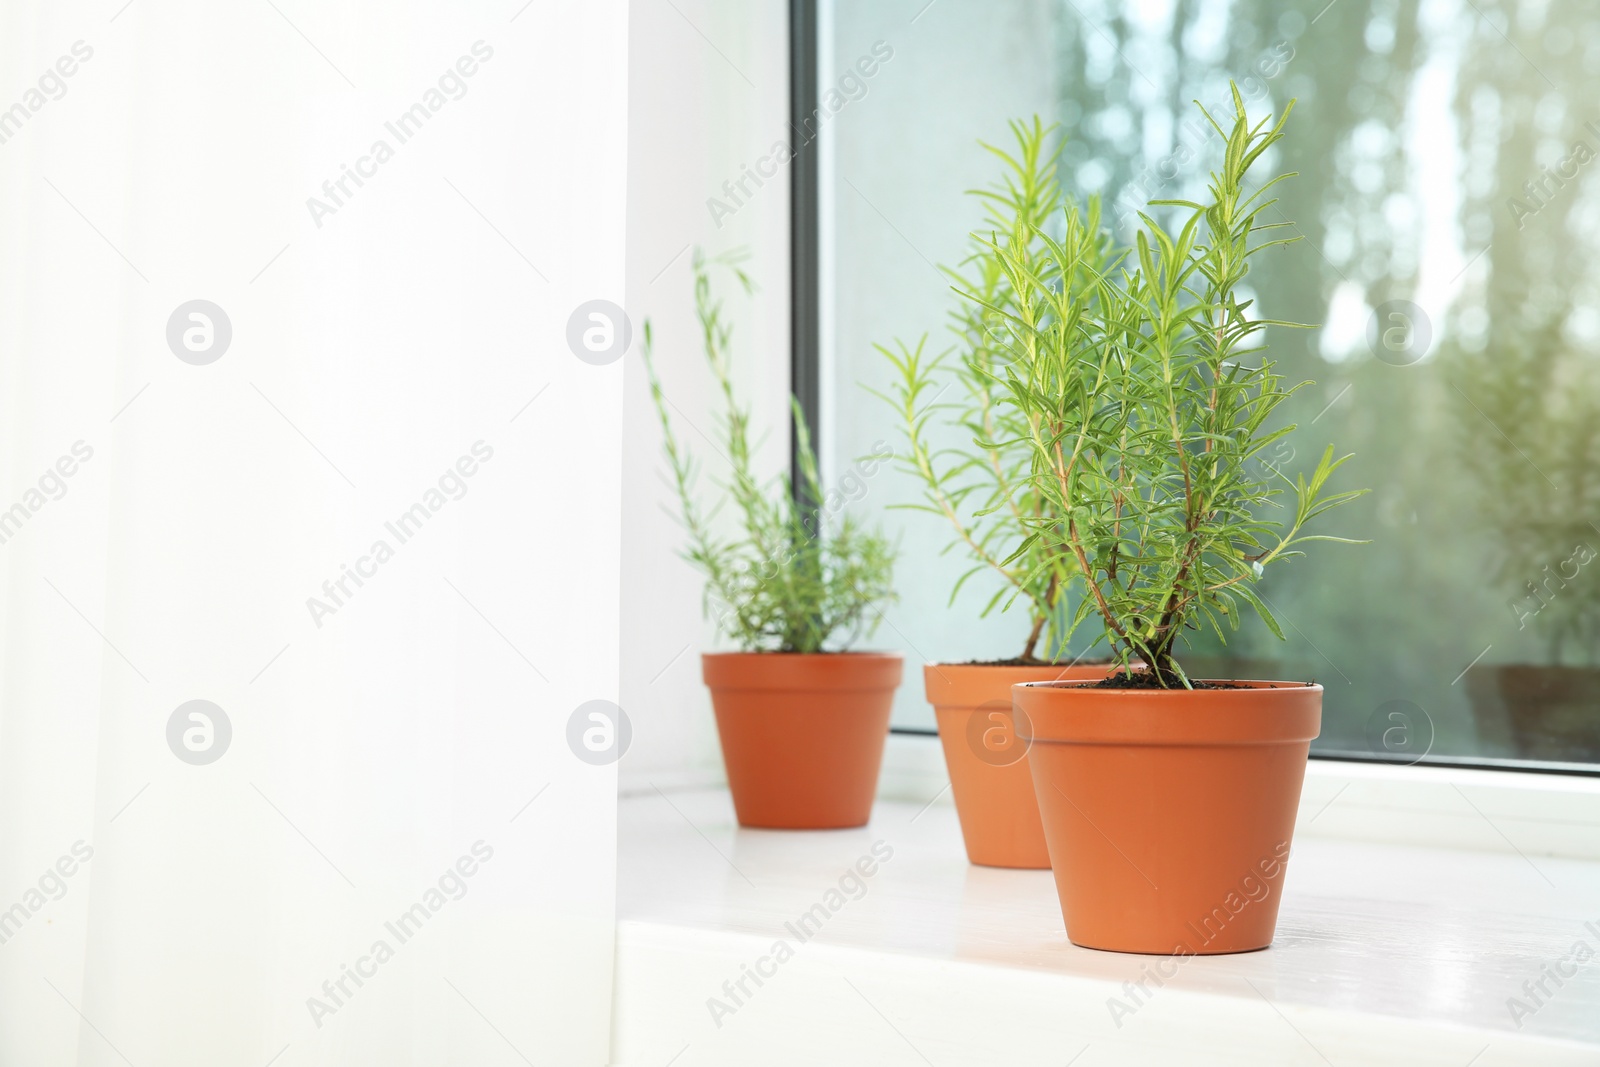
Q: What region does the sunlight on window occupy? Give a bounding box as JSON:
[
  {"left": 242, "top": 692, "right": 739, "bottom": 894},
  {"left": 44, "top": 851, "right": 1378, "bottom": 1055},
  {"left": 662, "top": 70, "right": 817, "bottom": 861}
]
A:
[{"left": 825, "top": 0, "right": 1600, "bottom": 765}]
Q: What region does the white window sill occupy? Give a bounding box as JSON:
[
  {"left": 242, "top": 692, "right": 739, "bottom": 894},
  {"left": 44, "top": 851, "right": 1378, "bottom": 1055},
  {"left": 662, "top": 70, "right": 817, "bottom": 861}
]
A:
[
  {"left": 875, "top": 732, "right": 1600, "bottom": 862},
  {"left": 613, "top": 784, "right": 1600, "bottom": 1066}
]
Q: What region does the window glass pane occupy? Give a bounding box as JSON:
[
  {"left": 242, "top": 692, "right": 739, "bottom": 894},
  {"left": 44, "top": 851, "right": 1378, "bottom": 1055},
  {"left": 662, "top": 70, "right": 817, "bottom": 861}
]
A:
[{"left": 821, "top": 0, "right": 1600, "bottom": 766}]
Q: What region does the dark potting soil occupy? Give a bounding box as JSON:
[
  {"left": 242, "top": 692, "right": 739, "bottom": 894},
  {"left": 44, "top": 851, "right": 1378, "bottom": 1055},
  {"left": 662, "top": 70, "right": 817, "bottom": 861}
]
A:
[
  {"left": 1087, "top": 673, "right": 1244, "bottom": 690},
  {"left": 960, "top": 657, "right": 1116, "bottom": 668},
  {"left": 1085, "top": 673, "right": 1315, "bottom": 690}
]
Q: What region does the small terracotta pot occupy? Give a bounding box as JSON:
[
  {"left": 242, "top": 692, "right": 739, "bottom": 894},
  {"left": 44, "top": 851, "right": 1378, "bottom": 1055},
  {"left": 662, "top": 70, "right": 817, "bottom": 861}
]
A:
[
  {"left": 923, "top": 663, "right": 1113, "bottom": 869},
  {"left": 703, "top": 652, "right": 903, "bottom": 829},
  {"left": 1015, "top": 679, "right": 1321, "bottom": 954}
]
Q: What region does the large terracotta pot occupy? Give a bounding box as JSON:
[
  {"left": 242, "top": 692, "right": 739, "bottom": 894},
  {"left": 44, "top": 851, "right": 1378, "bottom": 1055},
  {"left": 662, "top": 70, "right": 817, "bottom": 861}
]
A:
[
  {"left": 703, "top": 652, "right": 903, "bottom": 829},
  {"left": 1015, "top": 679, "right": 1320, "bottom": 954},
  {"left": 923, "top": 663, "right": 1113, "bottom": 869}
]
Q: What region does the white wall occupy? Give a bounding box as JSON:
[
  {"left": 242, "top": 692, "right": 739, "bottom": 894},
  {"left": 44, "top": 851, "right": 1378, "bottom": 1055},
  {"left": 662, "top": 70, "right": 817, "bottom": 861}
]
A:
[
  {"left": 621, "top": 0, "right": 792, "bottom": 794},
  {"left": 0, "top": 3, "right": 627, "bottom": 1064}
]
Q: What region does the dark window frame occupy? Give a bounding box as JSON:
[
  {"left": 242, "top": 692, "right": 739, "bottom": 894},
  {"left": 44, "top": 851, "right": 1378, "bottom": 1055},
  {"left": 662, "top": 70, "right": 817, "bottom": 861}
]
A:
[{"left": 789, "top": 0, "right": 821, "bottom": 497}]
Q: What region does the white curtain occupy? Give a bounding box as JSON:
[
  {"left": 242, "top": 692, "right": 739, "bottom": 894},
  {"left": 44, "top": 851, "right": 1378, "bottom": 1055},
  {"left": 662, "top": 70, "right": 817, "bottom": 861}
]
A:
[{"left": 0, "top": 2, "right": 625, "bottom": 1064}]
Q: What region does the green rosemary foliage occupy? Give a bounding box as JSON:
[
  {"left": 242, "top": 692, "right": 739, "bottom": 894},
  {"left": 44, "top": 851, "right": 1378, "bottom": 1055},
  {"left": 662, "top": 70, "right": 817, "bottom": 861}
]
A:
[
  {"left": 983, "top": 88, "right": 1366, "bottom": 686},
  {"left": 643, "top": 250, "right": 896, "bottom": 654}
]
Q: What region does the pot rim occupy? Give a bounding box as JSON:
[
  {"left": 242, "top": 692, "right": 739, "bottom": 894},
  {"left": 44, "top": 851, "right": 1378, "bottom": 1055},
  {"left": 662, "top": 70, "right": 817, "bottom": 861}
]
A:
[
  {"left": 1018, "top": 677, "right": 1320, "bottom": 694},
  {"left": 702, "top": 649, "right": 904, "bottom": 691},
  {"left": 924, "top": 660, "right": 1118, "bottom": 706},
  {"left": 702, "top": 650, "right": 904, "bottom": 659},
  {"left": 1013, "top": 678, "right": 1322, "bottom": 745}
]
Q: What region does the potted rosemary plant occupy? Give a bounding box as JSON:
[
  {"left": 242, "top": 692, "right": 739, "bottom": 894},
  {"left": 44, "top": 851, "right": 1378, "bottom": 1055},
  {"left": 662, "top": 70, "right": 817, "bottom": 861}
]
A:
[
  {"left": 876, "top": 119, "right": 1121, "bottom": 868},
  {"left": 1001, "top": 91, "right": 1366, "bottom": 953},
  {"left": 644, "top": 250, "right": 900, "bottom": 829}
]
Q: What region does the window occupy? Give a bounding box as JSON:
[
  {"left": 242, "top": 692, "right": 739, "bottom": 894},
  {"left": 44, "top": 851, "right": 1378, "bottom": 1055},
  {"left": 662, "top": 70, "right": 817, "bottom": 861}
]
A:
[{"left": 809, "top": 0, "right": 1600, "bottom": 771}]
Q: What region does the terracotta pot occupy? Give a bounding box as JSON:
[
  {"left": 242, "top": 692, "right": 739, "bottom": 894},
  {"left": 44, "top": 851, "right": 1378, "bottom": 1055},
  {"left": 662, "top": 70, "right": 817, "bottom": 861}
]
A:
[
  {"left": 1015, "top": 679, "right": 1321, "bottom": 954},
  {"left": 703, "top": 652, "right": 903, "bottom": 829},
  {"left": 923, "top": 663, "right": 1113, "bottom": 869}
]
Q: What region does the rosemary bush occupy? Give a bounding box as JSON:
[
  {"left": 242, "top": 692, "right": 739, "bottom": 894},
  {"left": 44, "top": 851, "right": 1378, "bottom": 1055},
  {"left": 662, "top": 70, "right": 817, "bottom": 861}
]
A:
[
  {"left": 992, "top": 90, "right": 1365, "bottom": 686},
  {"left": 643, "top": 250, "right": 896, "bottom": 654},
  {"left": 876, "top": 118, "right": 1118, "bottom": 663},
  {"left": 945, "top": 91, "right": 1364, "bottom": 687}
]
